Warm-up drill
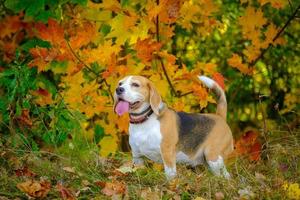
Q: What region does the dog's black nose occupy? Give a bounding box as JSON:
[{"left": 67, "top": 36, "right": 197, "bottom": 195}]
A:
[{"left": 116, "top": 87, "right": 125, "bottom": 95}]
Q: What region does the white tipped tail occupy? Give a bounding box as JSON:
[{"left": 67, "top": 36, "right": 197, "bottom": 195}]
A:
[{"left": 198, "top": 75, "right": 227, "bottom": 120}]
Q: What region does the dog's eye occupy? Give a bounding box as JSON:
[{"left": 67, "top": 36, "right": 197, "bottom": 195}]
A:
[
  {"left": 132, "top": 83, "right": 140, "bottom": 87},
  {"left": 119, "top": 82, "right": 123, "bottom": 86}
]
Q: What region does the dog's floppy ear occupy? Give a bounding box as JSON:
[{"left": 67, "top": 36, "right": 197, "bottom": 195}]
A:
[
  {"left": 113, "top": 92, "right": 118, "bottom": 113},
  {"left": 148, "top": 81, "right": 162, "bottom": 115}
]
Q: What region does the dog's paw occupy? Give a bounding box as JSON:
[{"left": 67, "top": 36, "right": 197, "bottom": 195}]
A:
[
  {"left": 133, "top": 157, "right": 145, "bottom": 167},
  {"left": 164, "top": 166, "right": 177, "bottom": 180}
]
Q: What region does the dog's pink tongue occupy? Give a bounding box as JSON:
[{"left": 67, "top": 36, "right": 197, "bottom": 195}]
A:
[{"left": 115, "top": 101, "right": 130, "bottom": 116}]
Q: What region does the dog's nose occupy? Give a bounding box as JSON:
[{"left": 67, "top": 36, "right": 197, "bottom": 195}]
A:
[{"left": 116, "top": 87, "right": 125, "bottom": 95}]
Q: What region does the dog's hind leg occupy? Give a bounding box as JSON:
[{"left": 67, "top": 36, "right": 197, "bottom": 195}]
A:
[{"left": 205, "top": 150, "right": 230, "bottom": 179}]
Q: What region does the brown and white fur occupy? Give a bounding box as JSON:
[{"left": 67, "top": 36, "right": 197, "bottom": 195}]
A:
[{"left": 114, "top": 75, "right": 233, "bottom": 180}]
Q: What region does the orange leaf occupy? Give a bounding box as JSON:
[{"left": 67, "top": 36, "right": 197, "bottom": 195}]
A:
[
  {"left": 234, "top": 130, "right": 262, "bottom": 161},
  {"left": 101, "top": 181, "right": 126, "bottom": 196},
  {"left": 135, "top": 38, "right": 162, "bottom": 65},
  {"left": 17, "top": 109, "right": 32, "bottom": 127},
  {"left": 35, "top": 19, "right": 65, "bottom": 46},
  {"left": 212, "top": 72, "right": 225, "bottom": 90},
  {"left": 227, "top": 54, "right": 252, "bottom": 75},
  {"left": 17, "top": 180, "right": 51, "bottom": 198}
]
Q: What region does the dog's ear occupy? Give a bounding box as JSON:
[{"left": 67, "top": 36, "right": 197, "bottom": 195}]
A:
[
  {"left": 148, "top": 81, "right": 162, "bottom": 115},
  {"left": 113, "top": 92, "right": 118, "bottom": 113}
]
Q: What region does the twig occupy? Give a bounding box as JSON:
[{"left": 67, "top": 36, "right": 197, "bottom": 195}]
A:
[
  {"left": 104, "top": 79, "right": 114, "bottom": 103},
  {"left": 65, "top": 38, "right": 114, "bottom": 102},
  {"left": 155, "top": 0, "right": 178, "bottom": 96},
  {"left": 249, "top": 3, "right": 300, "bottom": 67}
]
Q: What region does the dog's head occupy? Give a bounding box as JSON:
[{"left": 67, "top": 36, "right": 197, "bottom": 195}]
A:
[{"left": 114, "top": 75, "right": 162, "bottom": 116}]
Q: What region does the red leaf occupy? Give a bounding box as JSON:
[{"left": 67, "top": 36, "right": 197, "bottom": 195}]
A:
[
  {"left": 15, "top": 166, "right": 37, "bottom": 177},
  {"left": 56, "top": 183, "right": 75, "bottom": 200},
  {"left": 212, "top": 72, "right": 225, "bottom": 90}
]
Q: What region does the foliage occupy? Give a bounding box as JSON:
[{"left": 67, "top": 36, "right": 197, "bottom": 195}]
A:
[{"left": 0, "top": 0, "right": 299, "bottom": 155}]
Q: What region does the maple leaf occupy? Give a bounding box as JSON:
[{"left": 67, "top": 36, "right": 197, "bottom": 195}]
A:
[
  {"left": 135, "top": 38, "right": 163, "bottom": 65},
  {"left": 35, "top": 19, "right": 65, "bottom": 46},
  {"left": 0, "top": 14, "right": 24, "bottom": 39},
  {"left": 234, "top": 130, "right": 262, "bottom": 161},
  {"left": 227, "top": 54, "right": 252, "bottom": 75},
  {"left": 17, "top": 180, "right": 51, "bottom": 198},
  {"left": 258, "top": 0, "right": 287, "bottom": 9},
  {"left": 212, "top": 72, "right": 225, "bottom": 90},
  {"left": 238, "top": 7, "right": 267, "bottom": 40}
]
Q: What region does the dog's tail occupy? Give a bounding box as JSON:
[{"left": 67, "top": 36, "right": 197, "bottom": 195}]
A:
[{"left": 198, "top": 75, "right": 227, "bottom": 120}]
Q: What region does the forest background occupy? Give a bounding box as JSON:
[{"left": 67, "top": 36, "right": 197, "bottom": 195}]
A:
[{"left": 0, "top": 0, "right": 299, "bottom": 199}]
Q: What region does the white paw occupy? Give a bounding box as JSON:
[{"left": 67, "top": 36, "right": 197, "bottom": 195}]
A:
[
  {"left": 133, "top": 157, "right": 144, "bottom": 166},
  {"left": 164, "top": 166, "right": 177, "bottom": 180}
]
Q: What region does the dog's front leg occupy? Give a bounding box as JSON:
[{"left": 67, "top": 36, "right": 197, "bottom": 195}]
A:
[
  {"left": 131, "top": 150, "right": 144, "bottom": 166},
  {"left": 160, "top": 144, "right": 177, "bottom": 180}
]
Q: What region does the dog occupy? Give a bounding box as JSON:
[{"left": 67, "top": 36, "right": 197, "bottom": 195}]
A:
[{"left": 114, "top": 75, "right": 233, "bottom": 180}]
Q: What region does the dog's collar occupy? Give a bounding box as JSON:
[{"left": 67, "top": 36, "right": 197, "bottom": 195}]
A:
[{"left": 129, "top": 106, "right": 153, "bottom": 124}]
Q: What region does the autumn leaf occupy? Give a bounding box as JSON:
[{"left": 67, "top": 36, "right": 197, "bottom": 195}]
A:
[
  {"left": 16, "top": 109, "right": 32, "bottom": 127},
  {"left": 17, "top": 180, "right": 51, "bottom": 198},
  {"left": 227, "top": 54, "right": 252, "bottom": 75},
  {"left": 212, "top": 72, "right": 225, "bottom": 90},
  {"left": 258, "top": 0, "right": 287, "bottom": 9},
  {"left": 35, "top": 18, "right": 65, "bottom": 46},
  {"left": 56, "top": 182, "right": 76, "bottom": 200},
  {"left": 234, "top": 130, "right": 262, "bottom": 161},
  {"left": 15, "top": 166, "right": 37, "bottom": 177},
  {"left": 238, "top": 7, "right": 267, "bottom": 40},
  {"left": 96, "top": 180, "right": 126, "bottom": 196},
  {"left": 135, "top": 38, "right": 162, "bottom": 65}
]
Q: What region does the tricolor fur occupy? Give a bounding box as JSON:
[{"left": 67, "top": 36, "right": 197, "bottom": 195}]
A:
[{"left": 114, "top": 75, "right": 233, "bottom": 180}]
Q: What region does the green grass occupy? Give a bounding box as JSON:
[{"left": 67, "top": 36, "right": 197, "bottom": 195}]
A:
[{"left": 0, "top": 130, "right": 299, "bottom": 199}]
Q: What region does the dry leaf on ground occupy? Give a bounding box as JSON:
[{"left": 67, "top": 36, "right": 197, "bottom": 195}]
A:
[
  {"left": 17, "top": 180, "right": 51, "bottom": 198},
  {"left": 56, "top": 182, "right": 76, "bottom": 200}
]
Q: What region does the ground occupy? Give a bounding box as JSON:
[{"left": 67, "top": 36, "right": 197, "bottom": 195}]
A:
[{"left": 0, "top": 130, "right": 299, "bottom": 200}]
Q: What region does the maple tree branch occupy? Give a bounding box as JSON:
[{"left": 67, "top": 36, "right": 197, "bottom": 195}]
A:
[
  {"left": 178, "top": 91, "right": 193, "bottom": 97},
  {"left": 249, "top": 3, "right": 300, "bottom": 67},
  {"left": 155, "top": 0, "right": 178, "bottom": 97},
  {"left": 104, "top": 79, "right": 114, "bottom": 103},
  {"left": 65, "top": 39, "right": 114, "bottom": 103}
]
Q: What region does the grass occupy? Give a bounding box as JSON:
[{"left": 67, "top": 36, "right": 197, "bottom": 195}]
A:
[{"left": 0, "top": 130, "right": 299, "bottom": 200}]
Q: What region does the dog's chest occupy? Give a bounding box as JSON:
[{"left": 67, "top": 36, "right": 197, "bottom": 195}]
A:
[{"left": 129, "top": 115, "right": 163, "bottom": 162}]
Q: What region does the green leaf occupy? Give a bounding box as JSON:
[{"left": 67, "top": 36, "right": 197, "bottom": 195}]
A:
[
  {"left": 70, "top": 0, "right": 88, "bottom": 6},
  {"left": 15, "top": 101, "right": 22, "bottom": 117},
  {"left": 100, "top": 24, "right": 111, "bottom": 36},
  {"left": 25, "top": 0, "right": 45, "bottom": 17},
  {"left": 20, "top": 38, "right": 51, "bottom": 52},
  {"left": 94, "top": 124, "right": 105, "bottom": 144}
]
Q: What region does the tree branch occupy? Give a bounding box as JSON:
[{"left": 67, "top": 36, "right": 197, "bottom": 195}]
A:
[
  {"left": 249, "top": 3, "right": 300, "bottom": 67},
  {"left": 66, "top": 39, "right": 114, "bottom": 102},
  {"left": 155, "top": 0, "right": 178, "bottom": 97}
]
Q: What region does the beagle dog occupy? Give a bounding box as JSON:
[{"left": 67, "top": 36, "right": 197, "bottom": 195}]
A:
[{"left": 114, "top": 75, "right": 233, "bottom": 180}]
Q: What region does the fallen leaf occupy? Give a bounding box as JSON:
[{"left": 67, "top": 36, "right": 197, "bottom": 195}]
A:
[
  {"left": 215, "top": 191, "right": 225, "bottom": 200},
  {"left": 17, "top": 180, "right": 51, "bottom": 198},
  {"left": 56, "top": 182, "right": 76, "bottom": 200},
  {"left": 16, "top": 109, "right": 32, "bottom": 127},
  {"left": 100, "top": 181, "right": 126, "bottom": 196},
  {"left": 140, "top": 187, "right": 160, "bottom": 200},
  {"left": 62, "top": 166, "right": 76, "bottom": 174},
  {"left": 15, "top": 166, "right": 36, "bottom": 177}
]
